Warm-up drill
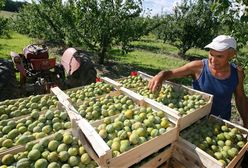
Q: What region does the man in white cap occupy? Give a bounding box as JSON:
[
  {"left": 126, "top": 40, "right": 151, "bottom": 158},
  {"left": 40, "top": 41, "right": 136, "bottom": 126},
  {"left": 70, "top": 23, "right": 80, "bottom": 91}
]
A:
[{"left": 148, "top": 35, "right": 248, "bottom": 128}]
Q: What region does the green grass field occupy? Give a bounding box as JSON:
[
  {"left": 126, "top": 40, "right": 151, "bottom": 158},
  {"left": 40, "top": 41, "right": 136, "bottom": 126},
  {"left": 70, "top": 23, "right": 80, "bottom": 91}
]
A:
[{"left": 0, "top": 31, "right": 34, "bottom": 59}]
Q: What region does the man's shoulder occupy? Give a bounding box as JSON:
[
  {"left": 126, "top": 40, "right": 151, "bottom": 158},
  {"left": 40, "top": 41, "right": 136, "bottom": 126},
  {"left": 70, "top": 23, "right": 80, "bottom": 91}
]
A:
[{"left": 187, "top": 59, "right": 204, "bottom": 69}]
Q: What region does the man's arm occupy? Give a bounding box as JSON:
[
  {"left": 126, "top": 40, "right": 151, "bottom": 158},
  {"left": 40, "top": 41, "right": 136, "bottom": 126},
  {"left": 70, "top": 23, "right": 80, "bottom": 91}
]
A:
[
  {"left": 234, "top": 67, "right": 248, "bottom": 128},
  {"left": 148, "top": 60, "right": 203, "bottom": 92}
]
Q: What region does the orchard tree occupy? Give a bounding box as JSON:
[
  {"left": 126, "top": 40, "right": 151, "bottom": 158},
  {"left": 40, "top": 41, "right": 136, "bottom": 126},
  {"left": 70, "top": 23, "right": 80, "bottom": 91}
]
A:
[
  {"left": 14, "top": 0, "right": 148, "bottom": 64},
  {"left": 158, "top": 0, "right": 219, "bottom": 58},
  {"left": 0, "top": 0, "right": 9, "bottom": 37},
  {"left": 209, "top": 0, "right": 248, "bottom": 69}
]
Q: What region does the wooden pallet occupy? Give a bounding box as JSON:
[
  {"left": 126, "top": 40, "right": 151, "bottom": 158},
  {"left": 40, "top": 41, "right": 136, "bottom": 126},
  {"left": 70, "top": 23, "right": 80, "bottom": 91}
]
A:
[
  {"left": 173, "top": 115, "right": 248, "bottom": 168},
  {"left": 75, "top": 99, "right": 180, "bottom": 168}
]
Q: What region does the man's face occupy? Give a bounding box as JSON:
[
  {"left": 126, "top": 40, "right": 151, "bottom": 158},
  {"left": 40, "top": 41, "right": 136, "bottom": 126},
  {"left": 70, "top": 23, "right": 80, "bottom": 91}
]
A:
[{"left": 208, "top": 49, "right": 232, "bottom": 70}]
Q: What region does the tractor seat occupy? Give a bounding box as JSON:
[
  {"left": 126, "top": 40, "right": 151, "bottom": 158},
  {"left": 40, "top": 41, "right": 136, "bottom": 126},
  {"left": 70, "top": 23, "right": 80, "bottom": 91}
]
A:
[{"left": 30, "top": 58, "right": 56, "bottom": 71}]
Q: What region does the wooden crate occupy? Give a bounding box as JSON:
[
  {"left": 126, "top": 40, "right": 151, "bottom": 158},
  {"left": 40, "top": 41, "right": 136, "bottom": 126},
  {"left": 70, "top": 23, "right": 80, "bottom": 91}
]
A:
[
  {"left": 138, "top": 144, "right": 175, "bottom": 168},
  {"left": 173, "top": 115, "right": 248, "bottom": 168},
  {"left": 144, "top": 82, "right": 213, "bottom": 131},
  {"left": 75, "top": 98, "right": 179, "bottom": 168}
]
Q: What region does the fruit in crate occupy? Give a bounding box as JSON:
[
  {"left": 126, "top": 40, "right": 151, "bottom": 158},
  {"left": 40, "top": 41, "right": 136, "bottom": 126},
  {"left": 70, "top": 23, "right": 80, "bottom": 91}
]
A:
[
  {"left": 65, "top": 82, "right": 113, "bottom": 104},
  {"left": 0, "top": 109, "right": 71, "bottom": 150},
  {"left": 95, "top": 107, "right": 172, "bottom": 157},
  {"left": 0, "top": 131, "right": 97, "bottom": 167},
  {"left": 119, "top": 75, "right": 148, "bottom": 88},
  {"left": 136, "top": 84, "right": 207, "bottom": 115},
  {"left": 180, "top": 118, "right": 247, "bottom": 166},
  {"left": 0, "top": 94, "right": 58, "bottom": 120},
  {"left": 77, "top": 94, "right": 135, "bottom": 122}
]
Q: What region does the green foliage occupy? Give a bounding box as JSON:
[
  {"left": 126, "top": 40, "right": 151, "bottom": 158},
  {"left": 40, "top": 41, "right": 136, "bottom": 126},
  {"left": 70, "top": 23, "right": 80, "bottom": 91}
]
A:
[
  {"left": 0, "top": 17, "right": 9, "bottom": 37},
  {"left": 14, "top": 0, "right": 149, "bottom": 64},
  {"left": 0, "top": 0, "right": 6, "bottom": 9},
  {"left": 155, "top": 0, "right": 219, "bottom": 58}
]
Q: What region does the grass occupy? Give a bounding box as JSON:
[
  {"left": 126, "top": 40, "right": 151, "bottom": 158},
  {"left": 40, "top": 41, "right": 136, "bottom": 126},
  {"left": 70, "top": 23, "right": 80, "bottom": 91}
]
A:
[
  {"left": 0, "top": 31, "right": 34, "bottom": 59},
  {"left": 0, "top": 10, "right": 16, "bottom": 18}
]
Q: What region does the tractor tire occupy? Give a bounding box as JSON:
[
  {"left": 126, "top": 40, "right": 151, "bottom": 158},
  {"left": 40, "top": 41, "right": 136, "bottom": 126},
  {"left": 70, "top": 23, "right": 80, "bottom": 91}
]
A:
[
  {"left": 66, "top": 54, "right": 97, "bottom": 89},
  {"left": 0, "top": 59, "right": 20, "bottom": 101}
]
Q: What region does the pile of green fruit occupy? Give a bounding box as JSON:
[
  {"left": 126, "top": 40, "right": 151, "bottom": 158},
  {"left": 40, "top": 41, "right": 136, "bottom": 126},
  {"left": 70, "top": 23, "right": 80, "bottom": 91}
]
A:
[
  {"left": 135, "top": 84, "right": 207, "bottom": 115},
  {"left": 95, "top": 107, "right": 172, "bottom": 157},
  {"left": 0, "top": 94, "right": 58, "bottom": 120},
  {"left": 0, "top": 109, "right": 71, "bottom": 150},
  {"left": 65, "top": 82, "right": 114, "bottom": 104},
  {"left": 77, "top": 94, "right": 135, "bottom": 122},
  {"left": 0, "top": 131, "right": 97, "bottom": 167},
  {"left": 180, "top": 118, "right": 247, "bottom": 166},
  {"left": 119, "top": 75, "right": 148, "bottom": 89}
]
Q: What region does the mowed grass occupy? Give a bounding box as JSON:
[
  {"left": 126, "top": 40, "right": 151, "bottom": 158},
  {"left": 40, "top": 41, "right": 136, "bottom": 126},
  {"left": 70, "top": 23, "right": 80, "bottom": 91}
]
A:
[{"left": 0, "top": 31, "right": 34, "bottom": 59}]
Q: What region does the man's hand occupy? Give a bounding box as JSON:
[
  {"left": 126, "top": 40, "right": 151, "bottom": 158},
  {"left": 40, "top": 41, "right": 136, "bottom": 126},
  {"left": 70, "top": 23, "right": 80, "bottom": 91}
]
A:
[{"left": 148, "top": 71, "right": 165, "bottom": 92}]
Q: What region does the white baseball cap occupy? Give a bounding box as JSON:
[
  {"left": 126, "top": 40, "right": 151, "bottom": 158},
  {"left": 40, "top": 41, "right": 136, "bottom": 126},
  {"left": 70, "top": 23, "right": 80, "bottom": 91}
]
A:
[{"left": 204, "top": 35, "right": 237, "bottom": 51}]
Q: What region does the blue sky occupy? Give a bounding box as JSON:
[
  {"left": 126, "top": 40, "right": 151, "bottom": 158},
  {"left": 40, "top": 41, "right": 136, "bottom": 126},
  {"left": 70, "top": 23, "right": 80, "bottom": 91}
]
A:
[{"left": 15, "top": 0, "right": 182, "bottom": 16}]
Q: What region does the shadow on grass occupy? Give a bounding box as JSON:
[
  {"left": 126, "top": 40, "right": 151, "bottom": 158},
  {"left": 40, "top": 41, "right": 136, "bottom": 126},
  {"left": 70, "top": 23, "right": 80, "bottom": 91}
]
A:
[
  {"left": 96, "top": 60, "right": 192, "bottom": 86},
  {"left": 186, "top": 54, "right": 206, "bottom": 61},
  {"left": 130, "top": 44, "right": 161, "bottom": 53}
]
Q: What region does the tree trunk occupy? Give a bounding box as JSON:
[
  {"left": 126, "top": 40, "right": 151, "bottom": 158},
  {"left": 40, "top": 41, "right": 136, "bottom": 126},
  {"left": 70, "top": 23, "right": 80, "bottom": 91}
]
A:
[{"left": 98, "top": 47, "right": 107, "bottom": 64}]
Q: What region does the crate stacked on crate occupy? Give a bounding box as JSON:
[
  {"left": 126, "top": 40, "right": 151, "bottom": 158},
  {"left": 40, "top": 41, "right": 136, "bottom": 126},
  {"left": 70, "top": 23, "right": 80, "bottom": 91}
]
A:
[
  {"left": 74, "top": 94, "right": 180, "bottom": 168},
  {"left": 173, "top": 115, "right": 248, "bottom": 168},
  {"left": 101, "top": 71, "right": 213, "bottom": 131},
  {"left": 52, "top": 84, "right": 180, "bottom": 167}
]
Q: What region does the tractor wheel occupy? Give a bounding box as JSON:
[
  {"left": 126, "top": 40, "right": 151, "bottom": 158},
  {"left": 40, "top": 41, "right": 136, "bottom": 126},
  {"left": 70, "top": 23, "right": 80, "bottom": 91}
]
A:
[
  {"left": 66, "top": 55, "right": 97, "bottom": 88},
  {"left": 0, "top": 59, "right": 20, "bottom": 101}
]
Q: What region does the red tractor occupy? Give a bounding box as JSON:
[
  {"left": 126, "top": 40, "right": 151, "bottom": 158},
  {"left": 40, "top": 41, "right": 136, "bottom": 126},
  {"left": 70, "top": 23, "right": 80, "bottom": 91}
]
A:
[{"left": 0, "top": 44, "right": 97, "bottom": 100}]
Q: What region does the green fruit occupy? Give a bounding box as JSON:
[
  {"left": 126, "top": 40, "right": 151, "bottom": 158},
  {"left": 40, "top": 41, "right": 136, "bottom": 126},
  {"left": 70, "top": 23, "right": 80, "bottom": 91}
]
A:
[
  {"left": 48, "top": 140, "right": 59, "bottom": 152},
  {"left": 7, "top": 129, "right": 19, "bottom": 140},
  {"left": 47, "top": 152, "right": 58, "bottom": 162},
  {"left": 227, "top": 148, "right": 238, "bottom": 158},
  {"left": 57, "top": 144, "right": 68, "bottom": 152},
  {"left": 47, "top": 162, "right": 60, "bottom": 168},
  {"left": 99, "top": 129, "right": 107, "bottom": 139},
  {"left": 25, "top": 142, "right": 34, "bottom": 152},
  {"left": 120, "top": 140, "right": 130, "bottom": 153},
  {"left": 63, "top": 134, "right": 73, "bottom": 145},
  {"left": 32, "top": 144, "right": 44, "bottom": 151},
  {"left": 68, "top": 147, "right": 78, "bottom": 156},
  {"left": 81, "top": 153, "right": 91, "bottom": 164},
  {"left": 111, "top": 141, "right": 120, "bottom": 151},
  {"left": 34, "top": 158, "right": 48, "bottom": 168},
  {"left": 59, "top": 151, "right": 70, "bottom": 162},
  {"left": 2, "top": 154, "right": 15, "bottom": 165},
  {"left": 2, "top": 139, "right": 13, "bottom": 148},
  {"left": 16, "top": 158, "right": 31, "bottom": 168},
  {"left": 129, "top": 133, "right": 140, "bottom": 145},
  {"left": 68, "top": 156, "right": 79, "bottom": 166},
  {"left": 28, "top": 149, "right": 41, "bottom": 161}
]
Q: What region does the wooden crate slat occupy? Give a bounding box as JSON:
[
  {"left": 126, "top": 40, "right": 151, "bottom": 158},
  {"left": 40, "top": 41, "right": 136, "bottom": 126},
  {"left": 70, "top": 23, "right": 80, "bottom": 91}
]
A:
[
  {"left": 139, "top": 145, "right": 174, "bottom": 168},
  {"left": 101, "top": 77, "right": 122, "bottom": 88}
]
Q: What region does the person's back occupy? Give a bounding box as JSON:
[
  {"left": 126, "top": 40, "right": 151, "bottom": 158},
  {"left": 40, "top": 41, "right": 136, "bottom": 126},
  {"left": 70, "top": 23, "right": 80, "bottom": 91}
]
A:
[{"left": 192, "top": 59, "right": 238, "bottom": 120}]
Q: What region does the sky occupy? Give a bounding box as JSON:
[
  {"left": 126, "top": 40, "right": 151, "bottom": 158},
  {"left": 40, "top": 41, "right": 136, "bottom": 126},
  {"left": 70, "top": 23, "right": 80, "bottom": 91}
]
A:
[
  {"left": 15, "top": 0, "right": 182, "bottom": 16},
  {"left": 143, "top": 0, "right": 182, "bottom": 16}
]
